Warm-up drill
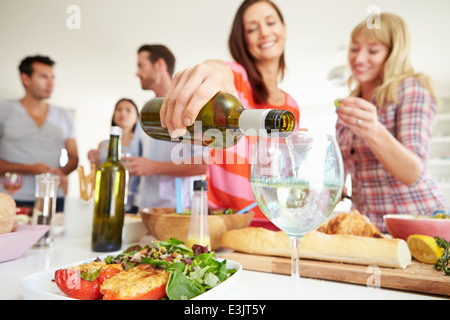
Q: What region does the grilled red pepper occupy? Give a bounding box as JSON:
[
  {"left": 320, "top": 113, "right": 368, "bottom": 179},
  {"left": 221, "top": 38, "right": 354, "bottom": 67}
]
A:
[
  {"left": 54, "top": 268, "right": 102, "bottom": 300},
  {"left": 54, "top": 262, "right": 121, "bottom": 300}
]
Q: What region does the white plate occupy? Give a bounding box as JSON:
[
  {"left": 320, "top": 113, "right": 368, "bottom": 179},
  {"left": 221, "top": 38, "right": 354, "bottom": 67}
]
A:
[
  {"left": 192, "top": 258, "right": 242, "bottom": 300},
  {"left": 20, "top": 257, "right": 242, "bottom": 300}
]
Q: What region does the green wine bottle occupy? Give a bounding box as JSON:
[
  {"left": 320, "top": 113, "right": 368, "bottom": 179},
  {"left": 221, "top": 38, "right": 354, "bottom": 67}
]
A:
[
  {"left": 139, "top": 92, "right": 296, "bottom": 149},
  {"left": 91, "top": 126, "right": 128, "bottom": 252}
]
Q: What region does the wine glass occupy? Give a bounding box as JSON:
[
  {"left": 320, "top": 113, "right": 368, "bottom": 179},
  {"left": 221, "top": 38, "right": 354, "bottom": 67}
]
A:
[
  {"left": 250, "top": 131, "right": 344, "bottom": 298},
  {"left": 1, "top": 172, "right": 24, "bottom": 195}
]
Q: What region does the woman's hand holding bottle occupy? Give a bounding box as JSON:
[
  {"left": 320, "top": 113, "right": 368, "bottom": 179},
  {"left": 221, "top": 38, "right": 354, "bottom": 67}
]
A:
[{"left": 160, "top": 60, "right": 238, "bottom": 138}]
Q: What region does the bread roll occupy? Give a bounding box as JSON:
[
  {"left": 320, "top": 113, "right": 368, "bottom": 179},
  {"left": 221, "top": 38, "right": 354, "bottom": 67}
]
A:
[
  {"left": 220, "top": 227, "right": 412, "bottom": 269},
  {"left": 317, "top": 209, "right": 382, "bottom": 238},
  {"left": 0, "top": 192, "right": 17, "bottom": 234}
]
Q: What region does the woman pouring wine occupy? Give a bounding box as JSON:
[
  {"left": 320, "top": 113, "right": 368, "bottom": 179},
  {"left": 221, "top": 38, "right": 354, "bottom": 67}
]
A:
[{"left": 159, "top": 0, "right": 300, "bottom": 220}]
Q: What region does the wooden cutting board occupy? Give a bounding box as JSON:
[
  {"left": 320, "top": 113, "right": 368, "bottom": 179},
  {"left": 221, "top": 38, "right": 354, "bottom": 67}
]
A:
[{"left": 223, "top": 251, "right": 450, "bottom": 297}]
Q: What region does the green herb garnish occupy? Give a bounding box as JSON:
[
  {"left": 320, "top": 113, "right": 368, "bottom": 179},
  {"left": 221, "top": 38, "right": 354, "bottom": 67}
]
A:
[
  {"left": 79, "top": 269, "right": 102, "bottom": 281},
  {"left": 434, "top": 237, "right": 450, "bottom": 276}
]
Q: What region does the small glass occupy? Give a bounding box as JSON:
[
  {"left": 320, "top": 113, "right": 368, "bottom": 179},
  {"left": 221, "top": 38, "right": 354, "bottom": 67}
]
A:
[
  {"left": 1, "top": 172, "right": 23, "bottom": 195},
  {"left": 32, "top": 173, "right": 60, "bottom": 247}
]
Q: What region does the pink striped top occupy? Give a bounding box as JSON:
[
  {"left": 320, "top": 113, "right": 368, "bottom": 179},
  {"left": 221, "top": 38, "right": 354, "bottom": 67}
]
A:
[{"left": 206, "top": 62, "right": 300, "bottom": 219}]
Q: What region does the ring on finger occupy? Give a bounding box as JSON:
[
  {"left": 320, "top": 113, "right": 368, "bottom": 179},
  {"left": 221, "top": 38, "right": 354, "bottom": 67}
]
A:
[{"left": 356, "top": 118, "right": 362, "bottom": 125}]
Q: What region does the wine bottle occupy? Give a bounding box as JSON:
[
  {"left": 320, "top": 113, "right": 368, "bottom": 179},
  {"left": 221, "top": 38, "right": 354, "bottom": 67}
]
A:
[
  {"left": 139, "top": 92, "right": 296, "bottom": 149},
  {"left": 91, "top": 126, "right": 128, "bottom": 252},
  {"left": 186, "top": 180, "right": 211, "bottom": 250}
]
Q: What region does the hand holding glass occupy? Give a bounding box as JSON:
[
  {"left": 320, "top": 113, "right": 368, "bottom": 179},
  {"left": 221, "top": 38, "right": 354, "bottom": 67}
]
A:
[{"left": 250, "top": 131, "right": 344, "bottom": 298}]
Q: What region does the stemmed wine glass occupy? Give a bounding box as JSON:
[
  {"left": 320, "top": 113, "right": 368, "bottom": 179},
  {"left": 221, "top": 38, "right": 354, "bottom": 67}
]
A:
[
  {"left": 250, "top": 131, "right": 344, "bottom": 298},
  {"left": 1, "top": 172, "right": 24, "bottom": 195}
]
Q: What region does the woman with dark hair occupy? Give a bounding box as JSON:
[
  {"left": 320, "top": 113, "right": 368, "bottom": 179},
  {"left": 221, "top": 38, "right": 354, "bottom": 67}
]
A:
[
  {"left": 88, "top": 98, "right": 142, "bottom": 212},
  {"left": 228, "top": 0, "right": 288, "bottom": 104},
  {"left": 160, "top": 0, "right": 300, "bottom": 219}
]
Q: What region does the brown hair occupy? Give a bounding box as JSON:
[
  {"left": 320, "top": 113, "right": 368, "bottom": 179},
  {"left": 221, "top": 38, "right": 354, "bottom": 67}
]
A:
[
  {"left": 18, "top": 55, "right": 55, "bottom": 77},
  {"left": 228, "top": 0, "right": 286, "bottom": 103},
  {"left": 138, "top": 44, "right": 176, "bottom": 78}
]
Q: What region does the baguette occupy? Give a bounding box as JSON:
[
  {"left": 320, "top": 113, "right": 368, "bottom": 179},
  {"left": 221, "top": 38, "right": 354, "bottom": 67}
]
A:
[
  {"left": 220, "top": 227, "right": 412, "bottom": 269},
  {"left": 220, "top": 227, "right": 291, "bottom": 258},
  {"left": 300, "top": 231, "right": 411, "bottom": 269}
]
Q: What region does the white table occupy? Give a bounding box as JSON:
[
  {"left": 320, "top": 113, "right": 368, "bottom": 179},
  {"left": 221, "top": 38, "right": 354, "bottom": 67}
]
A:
[{"left": 0, "top": 232, "right": 444, "bottom": 300}]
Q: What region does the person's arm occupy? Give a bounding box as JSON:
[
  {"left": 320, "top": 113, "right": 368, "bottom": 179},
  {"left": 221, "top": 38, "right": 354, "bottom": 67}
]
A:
[
  {"left": 0, "top": 159, "right": 54, "bottom": 175},
  {"left": 87, "top": 142, "right": 103, "bottom": 168},
  {"left": 60, "top": 138, "right": 79, "bottom": 175},
  {"left": 159, "top": 59, "right": 237, "bottom": 138},
  {"left": 124, "top": 156, "right": 207, "bottom": 177},
  {"left": 336, "top": 96, "right": 424, "bottom": 185},
  {"left": 364, "top": 123, "right": 422, "bottom": 185},
  {"left": 53, "top": 138, "right": 78, "bottom": 195}
]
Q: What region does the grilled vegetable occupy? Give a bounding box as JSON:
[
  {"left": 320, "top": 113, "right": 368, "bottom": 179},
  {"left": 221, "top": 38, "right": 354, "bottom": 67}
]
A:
[
  {"left": 100, "top": 264, "right": 169, "bottom": 300},
  {"left": 54, "top": 261, "right": 122, "bottom": 300}
]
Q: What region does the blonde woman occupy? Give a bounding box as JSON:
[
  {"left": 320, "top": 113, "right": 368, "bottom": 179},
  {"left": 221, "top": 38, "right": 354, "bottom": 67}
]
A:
[{"left": 336, "top": 13, "right": 448, "bottom": 231}]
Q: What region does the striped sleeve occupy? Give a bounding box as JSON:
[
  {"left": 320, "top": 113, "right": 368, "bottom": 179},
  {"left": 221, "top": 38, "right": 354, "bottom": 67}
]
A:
[
  {"left": 225, "top": 61, "right": 254, "bottom": 109},
  {"left": 207, "top": 61, "right": 300, "bottom": 219},
  {"left": 395, "top": 77, "right": 436, "bottom": 161}
]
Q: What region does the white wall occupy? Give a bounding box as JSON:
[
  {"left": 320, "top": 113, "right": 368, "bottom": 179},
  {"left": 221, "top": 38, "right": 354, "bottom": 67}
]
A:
[{"left": 1, "top": 0, "right": 450, "bottom": 197}]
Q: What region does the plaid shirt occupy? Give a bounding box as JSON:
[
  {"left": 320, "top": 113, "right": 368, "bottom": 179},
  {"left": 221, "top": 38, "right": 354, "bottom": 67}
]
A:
[{"left": 336, "top": 76, "right": 448, "bottom": 232}]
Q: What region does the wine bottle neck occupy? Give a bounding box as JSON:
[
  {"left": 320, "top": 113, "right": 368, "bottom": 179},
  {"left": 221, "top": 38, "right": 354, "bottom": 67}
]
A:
[
  {"left": 108, "top": 134, "right": 121, "bottom": 161},
  {"left": 265, "top": 109, "right": 295, "bottom": 132},
  {"left": 238, "top": 109, "right": 295, "bottom": 136}
]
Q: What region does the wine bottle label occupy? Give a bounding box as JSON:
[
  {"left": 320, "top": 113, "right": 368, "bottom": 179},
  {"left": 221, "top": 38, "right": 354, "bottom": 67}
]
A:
[{"left": 238, "top": 109, "right": 272, "bottom": 136}]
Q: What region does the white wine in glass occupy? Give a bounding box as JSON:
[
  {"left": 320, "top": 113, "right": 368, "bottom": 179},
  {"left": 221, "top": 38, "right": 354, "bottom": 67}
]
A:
[{"left": 251, "top": 131, "right": 344, "bottom": 298}]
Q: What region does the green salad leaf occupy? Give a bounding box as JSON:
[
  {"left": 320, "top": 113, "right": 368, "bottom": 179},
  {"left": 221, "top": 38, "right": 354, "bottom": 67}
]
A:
[
  {"left": 103, "top": 238, "right": 237, "bottom": 300},
  {"left": 165, "top": 251, "right": 236, "bottom": 300},
  {"left": 166, "top": 268, "right": 204, "bottom": 300}
]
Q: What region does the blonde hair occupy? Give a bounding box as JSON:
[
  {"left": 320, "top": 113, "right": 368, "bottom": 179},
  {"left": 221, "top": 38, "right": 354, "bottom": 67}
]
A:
[{"left": 348, "top": 13, "right": 437, "bottom": 107}]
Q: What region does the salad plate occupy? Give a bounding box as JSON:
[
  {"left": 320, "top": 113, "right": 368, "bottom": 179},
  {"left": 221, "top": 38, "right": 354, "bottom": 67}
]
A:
[{"left": 20, "top": 256, "right": 242, "bottom": 300}]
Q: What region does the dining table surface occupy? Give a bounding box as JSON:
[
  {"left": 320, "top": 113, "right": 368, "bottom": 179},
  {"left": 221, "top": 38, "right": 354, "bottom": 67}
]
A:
[{"left": 1, "top": 222, "right": 446, "bottom": 301}]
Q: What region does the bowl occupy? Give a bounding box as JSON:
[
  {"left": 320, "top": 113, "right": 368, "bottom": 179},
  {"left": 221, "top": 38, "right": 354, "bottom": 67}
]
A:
[
  {"left": 384, "top": 214, "right": 450, "bottom": 241},
  {"left": 122, "top": 214, "right": 147, "bottom": 243},
  {"left": 139, "top": 207, "right": 254, "bottom": 250},
  {"left": 0, "top": 224, "right": 50, "bottom": 262}
]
